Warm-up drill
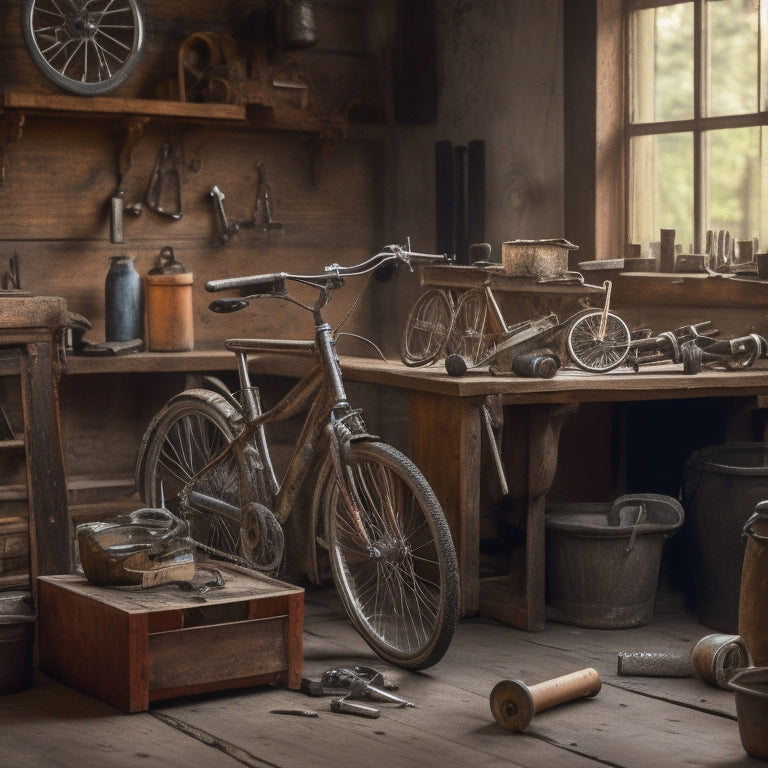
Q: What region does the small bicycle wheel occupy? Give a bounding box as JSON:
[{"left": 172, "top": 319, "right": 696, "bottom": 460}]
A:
[
  {"left": 21, "top": 0, "right": 144, "bottom": 96},
  {"left": 136, "top": 389, "right": 274, "bottom": 567},
  {"left": 399, "top": 288, "right": 454, "bottom": 366},
  {"left": 324, "top": 441, "right": 460, "bottom": 670},
  {"left": 445, "top": 288, "right": 489, "bottom": 366},
  {"left": 566, "top": 310, "right": 631, "bottom": 372}
]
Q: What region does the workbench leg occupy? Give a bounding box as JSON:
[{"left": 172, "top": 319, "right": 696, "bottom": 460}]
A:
[
  {"left": 480, "top": 403, "right": 577, "bottom": 630},
  {"left": 408, "top": 390, "right": 482, "bottom": 617},
  {"left": 21, "top": 341, "right": 72, "bottom": 585}
]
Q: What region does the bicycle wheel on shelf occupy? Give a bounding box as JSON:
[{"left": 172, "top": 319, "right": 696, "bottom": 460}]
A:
[
  {"left": 566, "top": 310, "right": 631, "bottom": 372},
  {"left": 136, "top": 389, "right": 280, "bottom": 570},
  {"left": 445, "top": 288, "right": 490, "bottom": 366},
  {"left": 21, "top": 0, "right": 145, "bottom": 96},
  {"left": 323, "top": 441, "right": 460, "bottom": 670},
  {"left": 399, "top": 288, "right": 454, "bottom": 366}
]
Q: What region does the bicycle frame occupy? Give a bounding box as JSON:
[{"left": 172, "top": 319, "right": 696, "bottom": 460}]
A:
[
  {"left": 185, "top": 319, "right": 372, "bottom": 536},
  {"left": 186, "top": 244, "right": 448, "bottom": 532}
]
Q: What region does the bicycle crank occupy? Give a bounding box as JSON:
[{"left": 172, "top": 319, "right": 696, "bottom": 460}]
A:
[{"left": 240, "top": 501, "right": 284, "bottom": 572}]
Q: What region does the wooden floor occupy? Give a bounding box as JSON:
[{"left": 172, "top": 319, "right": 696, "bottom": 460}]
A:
[{"left": 0, "top": 583, "right": 759, "bottom": 768}]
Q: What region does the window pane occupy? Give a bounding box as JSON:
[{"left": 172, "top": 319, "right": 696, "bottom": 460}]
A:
[
  {"left": 705, "top": 0, "right": 759, "bottom": 117},
  {"left": 629, "top": 133, "right": 694, "bottom": 254},
  {"left": 705, "top": 126, "right": 766, "bottom": 248},
  {"left": 629, "top": 3, "right": 694, "bottom": 123}
]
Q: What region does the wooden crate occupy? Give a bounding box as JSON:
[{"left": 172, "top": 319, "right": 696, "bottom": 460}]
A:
[{"left": 37, "top": 565, "right": 304, "bottom": 712}]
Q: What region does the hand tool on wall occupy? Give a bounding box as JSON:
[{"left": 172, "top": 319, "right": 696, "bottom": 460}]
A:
[
  {"left": 145, "top": 141, "right": 183, "bottom": 219},
  {"left": 490, "top": 668, "right": 601, "bottom": 732},
  {"left": 110, "top": 189, "right": 142, "bottom": 244},
  {"left": 209, "top": 185, "right": 240, "bottom": 244},
  {"left": 252, "top": 160, "right": 282, "bottom": 231},
  {"left": 110, "top": 117, "right": 146, "bottom": 244}
]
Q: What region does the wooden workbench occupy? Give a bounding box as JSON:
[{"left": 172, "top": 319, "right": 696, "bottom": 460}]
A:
[
  {"left": 65, "top": 349, "right": 768, "bottom": 631},
  {"left": 331, "top": 356, "right": 768, "bottom": 629}
]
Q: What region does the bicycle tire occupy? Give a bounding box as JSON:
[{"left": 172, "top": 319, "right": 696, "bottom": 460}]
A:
[
  {"left": 566, "top": 310, "right": 631, "bottom": 372},
  {"left": 323, "top": 440, "right": 460, "bottom": 670},
  {"left": 445, "top": 288, "right": 490, "bottom": 365},
  {"left": 136, "top": 389, "right": 274, "bottom": 567},
  {"left": 21, "top": 0, "right": 144, "bottom": 96},
  {"left": 399, "top": 288, "right": 454, "bottom": 366}
]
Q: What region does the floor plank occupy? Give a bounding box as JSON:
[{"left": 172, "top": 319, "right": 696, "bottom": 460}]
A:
[{"left": 0, "top": 584, "right": 759, "bottom": 767}]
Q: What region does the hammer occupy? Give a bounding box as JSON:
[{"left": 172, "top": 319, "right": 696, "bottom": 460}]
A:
[{"left": 490, "top": 667, "right": 601, "bottom": 732}]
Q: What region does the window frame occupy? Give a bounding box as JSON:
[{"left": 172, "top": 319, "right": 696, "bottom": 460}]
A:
[{"left": 592, "top": 0, "right": 767, "bottom": 261}]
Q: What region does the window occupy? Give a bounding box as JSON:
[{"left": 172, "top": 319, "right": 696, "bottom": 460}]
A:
[{"left": 626, "top": 0, "right": 767, "bottom": 260}]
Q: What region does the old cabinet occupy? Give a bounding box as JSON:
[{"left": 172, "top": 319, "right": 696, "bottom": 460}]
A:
[{"left": 0, "top": 296, "right": 70, "bottom": 588}]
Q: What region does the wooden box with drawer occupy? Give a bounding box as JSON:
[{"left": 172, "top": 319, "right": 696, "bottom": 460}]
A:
[{"left": 37, "top": 565, "right": 303, "bottom": 712}]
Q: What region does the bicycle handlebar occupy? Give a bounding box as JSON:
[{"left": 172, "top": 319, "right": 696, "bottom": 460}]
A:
[{"left": 204, "top": 245, "right": 450, "bottom": 295}]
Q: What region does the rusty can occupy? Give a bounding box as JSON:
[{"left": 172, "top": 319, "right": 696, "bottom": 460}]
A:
[
  {"left": 146, "top": 272, "right": 194, "bottom": 352},
  {"left": 738, "top": 503, "right": 768, "bottom": 666}
]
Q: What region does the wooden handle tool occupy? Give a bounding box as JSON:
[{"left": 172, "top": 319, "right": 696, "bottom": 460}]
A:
[{"left": 490, "top": 667, "right": 601, "bottom": 732}]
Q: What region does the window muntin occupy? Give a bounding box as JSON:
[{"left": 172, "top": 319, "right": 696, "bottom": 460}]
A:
[{"left": 626, "top": 0, "right": 765, "bottom": 256}]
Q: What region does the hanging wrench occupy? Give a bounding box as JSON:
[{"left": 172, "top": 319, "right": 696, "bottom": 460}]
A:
[{"left": 209, "top": 185, "right": 240, "bottom": 244}]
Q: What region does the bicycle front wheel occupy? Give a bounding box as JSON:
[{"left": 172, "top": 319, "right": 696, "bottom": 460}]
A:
[
  {"left": 399, "top": 288, "right": 453, "bottom": 366},
  {"left": 21, "top": 0, "right": 144, "bottom": 96},
  {"left": 566, "top": 310, "right": 631, "bottom": 372},
  {"left": 136, "top": 389, "right": 271, "bottom": 566},
  {"left": 324, "top": 441, "right": 460, "bottom": 670}
]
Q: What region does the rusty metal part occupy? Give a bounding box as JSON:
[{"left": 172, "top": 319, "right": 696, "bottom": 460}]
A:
[
  {"left": 110, "top": 192, "right": 142, "bottom": 244},
  {"left": 209, "top": 185, "right": 240, "bottom": 244},
  {"left": 253, "top": 161, "right": 282, "bottom": 231},
  {"left": 617, "top": 634, "right": 750, "bottom": 689},
  {"left": 617, "top": 651, "right": 691, "bottom": 678},
  {"left": 145, "top": 142, "right": 183, "bottom": 219},
  {"left": 490, "top": 668, "right": 601, "bottom": 733},
  {"left": 330, "top": 698, "right": 380, "bottom": 718},
  {"left": 301, "top": 666, "right": 414, "bottom": 707}
]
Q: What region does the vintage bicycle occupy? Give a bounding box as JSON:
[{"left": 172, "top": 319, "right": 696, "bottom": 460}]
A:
[
  {"left": 134, "top": 243, "right": 460, "bottom": 670},
  {"left": 401, "top": 267, "right": 633, "bottom": 376}
]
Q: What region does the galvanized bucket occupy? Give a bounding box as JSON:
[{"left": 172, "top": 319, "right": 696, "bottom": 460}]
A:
[
  {"left": 681, "top": 443, "right": 768, "bottom": 633},
  {"left": 545, "top": 494, "right": 684, "bottom": 628}
]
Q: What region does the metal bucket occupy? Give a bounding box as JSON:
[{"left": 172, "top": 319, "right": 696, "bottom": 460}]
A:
[
  {"left": 681, "top": 443, "right": 768, "bottom": 633},
  {"left": 739, "top": 505, "right": 768, "bottom": 666},
  {"left": 0, "top": 591, "right": 35, "bottom": 694},
  {"left": 546, "top": 494, "right": 684, "bottom": 628},
  {"left": 730, "top": 667, "right": 768, "bottom": 761}
]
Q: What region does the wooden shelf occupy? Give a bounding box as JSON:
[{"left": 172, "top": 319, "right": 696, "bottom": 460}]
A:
[
  {"left": 0, "top": 439, "right": 24, "bottom": 450},
  {"left": 586, "top": 270, "right": 768, "bottom": 308},
  {"left": 2, "top": 90, "right": 247, "bottom": 123},
  {"left": 64, "top": 348, "right": 315, "bottom": 377},
  {"left": 420, "top": 264, "right": 606, "bottom": 296}
]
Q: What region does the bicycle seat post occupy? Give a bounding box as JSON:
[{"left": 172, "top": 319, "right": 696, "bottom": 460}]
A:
[{"left": 235, "top": 350, "right": 259, "bottom": 421}]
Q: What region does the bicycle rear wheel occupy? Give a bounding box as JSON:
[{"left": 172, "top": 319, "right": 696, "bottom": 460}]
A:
[
  {"left": 445, "top": 288, "right": 490, "bottom": 365},
  {"left": 323, "top": 441, "right": 460, "bottom": 670},
  {"left": 21, "top": 0, "right": 144, "bottom": 96},
  {"left": 136, "top": 389, "right": 275, "bottom": 568},
  {"left": 399, "top": 288, "right": 453, "bottom": 366},
  {"left": 566, "top": 310, "right": 631, "bottom": 372}
]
